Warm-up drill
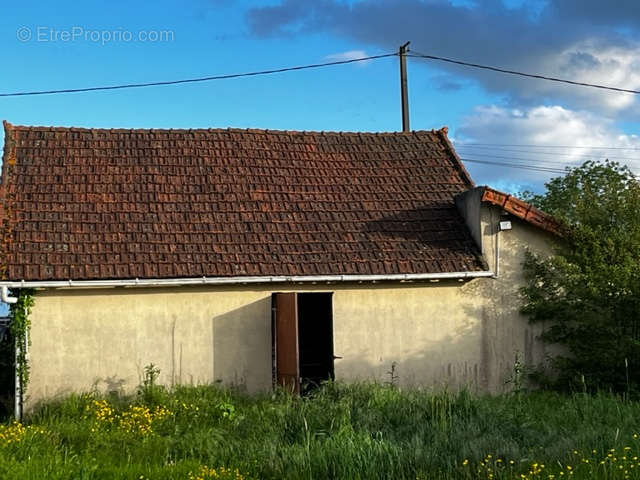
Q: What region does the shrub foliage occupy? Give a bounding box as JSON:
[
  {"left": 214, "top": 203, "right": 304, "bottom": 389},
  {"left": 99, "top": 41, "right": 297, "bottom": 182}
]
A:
[{"left": 521, "top": 160, "right": 640, "bottom": 393}]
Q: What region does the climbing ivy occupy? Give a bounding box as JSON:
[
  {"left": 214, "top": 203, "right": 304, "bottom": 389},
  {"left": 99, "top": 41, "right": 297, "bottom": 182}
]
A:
[{"left": 9, "top": 289, "right": 34, "bottom": 395}]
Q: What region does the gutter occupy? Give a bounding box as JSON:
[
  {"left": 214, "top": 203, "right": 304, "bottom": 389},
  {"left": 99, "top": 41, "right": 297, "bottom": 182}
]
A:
[
  {"left": 0, "top": 271, "right": 494, "bottom": 289},
  {"left": 1, "top": 287, "right": 17, "bottom": 304}
]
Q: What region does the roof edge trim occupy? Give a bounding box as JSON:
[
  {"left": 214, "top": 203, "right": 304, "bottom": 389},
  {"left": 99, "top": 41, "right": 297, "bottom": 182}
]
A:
[
  {"left": 0, "top": 121, "right": 16, "bottom": 281},
  {"left": 1, "top": 120, "right": 15, "bottom": 172},
  {"left": 0, "top": 271, "right": 495, "bottom": 289},
  {"left": 437, "top": 127, "right": 475, "bottom": 189}
]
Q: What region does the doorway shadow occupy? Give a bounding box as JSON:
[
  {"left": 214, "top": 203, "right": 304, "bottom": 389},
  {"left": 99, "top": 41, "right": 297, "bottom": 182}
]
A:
[{"left": 212, "top": 297, "right": 272, "bottom": 393}]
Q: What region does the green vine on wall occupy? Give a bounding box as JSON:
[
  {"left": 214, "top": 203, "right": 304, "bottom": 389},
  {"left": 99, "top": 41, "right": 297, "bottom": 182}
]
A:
[{"left": 9, "top": 289, "right": 34, "bottom": 395}]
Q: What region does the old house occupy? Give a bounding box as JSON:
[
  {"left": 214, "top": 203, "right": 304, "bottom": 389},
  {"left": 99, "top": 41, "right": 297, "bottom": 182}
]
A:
[{"left": 0, "top": 121, "right": 559, "bottom": 409}]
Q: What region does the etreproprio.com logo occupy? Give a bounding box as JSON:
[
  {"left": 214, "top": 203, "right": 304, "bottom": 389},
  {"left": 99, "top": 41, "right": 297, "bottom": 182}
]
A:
[{"left": 17, "top": 26, "right": 175, "bottom": 45}]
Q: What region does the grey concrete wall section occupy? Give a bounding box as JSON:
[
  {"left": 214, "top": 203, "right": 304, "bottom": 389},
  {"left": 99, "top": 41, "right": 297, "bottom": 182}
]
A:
[{"left": 455, "top": 187, "right": 485, "bottom": 255}]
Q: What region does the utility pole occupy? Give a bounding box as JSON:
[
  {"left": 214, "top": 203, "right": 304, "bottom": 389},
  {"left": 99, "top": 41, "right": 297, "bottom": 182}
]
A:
[{"left": 399, "top": 41, "right": 411, "bottom": 132}]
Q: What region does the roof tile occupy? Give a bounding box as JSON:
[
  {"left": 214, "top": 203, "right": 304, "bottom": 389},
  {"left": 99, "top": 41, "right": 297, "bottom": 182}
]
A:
[{"left": 0, "top": 122, "right": 488, "bottom": 281}]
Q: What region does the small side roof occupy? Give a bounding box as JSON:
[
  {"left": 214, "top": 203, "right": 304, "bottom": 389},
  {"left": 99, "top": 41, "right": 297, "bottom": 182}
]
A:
[{"left": 481, "top": 187, "right": 562, "bottom": 236}]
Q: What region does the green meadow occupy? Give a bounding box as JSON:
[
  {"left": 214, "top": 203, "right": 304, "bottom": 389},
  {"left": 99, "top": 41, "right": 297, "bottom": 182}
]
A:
[{"left": 2, "top": 382, "right": 640, "bottom": 479}]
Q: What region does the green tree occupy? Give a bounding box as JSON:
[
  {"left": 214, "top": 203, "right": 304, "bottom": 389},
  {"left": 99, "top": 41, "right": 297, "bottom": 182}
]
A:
[{"left": 521, "top": 160, "right": 640, "bottom": 394}]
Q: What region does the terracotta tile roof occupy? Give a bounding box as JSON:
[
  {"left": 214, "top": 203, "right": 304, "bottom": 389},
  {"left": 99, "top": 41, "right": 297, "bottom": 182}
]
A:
[
  {"left": 481, "top": 187, "right": 563, "bottom": 236},
  {"left": 0, "top": 121, "right": 489, "bottom": 281}
]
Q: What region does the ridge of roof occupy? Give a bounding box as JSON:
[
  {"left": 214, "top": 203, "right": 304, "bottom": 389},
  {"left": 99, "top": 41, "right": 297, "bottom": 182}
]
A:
[
  {"left": 1, "top": 121, "right": 446, "bottom": 137},
  {"left": 481, "top": 186, "right": 563, "bottom": 236}
]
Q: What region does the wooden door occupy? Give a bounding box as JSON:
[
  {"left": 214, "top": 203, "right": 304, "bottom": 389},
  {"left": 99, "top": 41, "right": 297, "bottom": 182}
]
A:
[{"left": 272, "top": 293, "right": 300, "bottom": 393}]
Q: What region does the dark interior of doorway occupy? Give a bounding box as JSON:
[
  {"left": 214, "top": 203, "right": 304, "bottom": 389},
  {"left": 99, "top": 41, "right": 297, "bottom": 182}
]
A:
[{"left": 297, "top": 293, "right": 334, "bottom": 394}]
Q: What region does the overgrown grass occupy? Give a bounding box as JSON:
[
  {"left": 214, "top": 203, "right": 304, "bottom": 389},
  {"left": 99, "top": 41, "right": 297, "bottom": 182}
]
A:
[{"left": 3, "top": 382, "right": 640, "bottom": 479}]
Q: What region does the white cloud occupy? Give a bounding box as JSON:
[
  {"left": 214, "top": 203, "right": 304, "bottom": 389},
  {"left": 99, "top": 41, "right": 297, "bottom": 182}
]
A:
[
  {"left": 533, "top": 41, "right": 640, "bottom": 113},
  {"left": 453, "top": 104, "right": 640, "bottom": 191},
  {"left": 325, "top": 50, "right": 370, "bottom": 66}
]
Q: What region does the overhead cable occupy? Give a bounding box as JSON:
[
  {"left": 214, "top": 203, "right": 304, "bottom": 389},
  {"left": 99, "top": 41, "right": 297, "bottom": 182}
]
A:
[
  {"left": 0, "top": 53, "right": 398, "bottom": 97},
  {"left": 409, "top": 50, "right": 640, "bottom": 95}
]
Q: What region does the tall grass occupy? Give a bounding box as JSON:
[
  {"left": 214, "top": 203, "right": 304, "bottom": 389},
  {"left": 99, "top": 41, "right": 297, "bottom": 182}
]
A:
[{"left": 2, "top": 382, "right": 640, "bottom": 479}]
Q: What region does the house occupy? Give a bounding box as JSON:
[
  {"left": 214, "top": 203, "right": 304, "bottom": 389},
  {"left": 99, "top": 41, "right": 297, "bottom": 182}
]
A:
[{"left": 0, "top": 121, "right": 560, "bottom": 409}]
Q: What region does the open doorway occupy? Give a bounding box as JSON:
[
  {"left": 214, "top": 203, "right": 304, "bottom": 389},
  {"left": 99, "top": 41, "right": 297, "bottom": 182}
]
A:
[
  {"left": 272, "top": 292, "right": 334, "bottom": 394},
  {"left": 298, "top": 293, "right": 334, "bottom": 392}
]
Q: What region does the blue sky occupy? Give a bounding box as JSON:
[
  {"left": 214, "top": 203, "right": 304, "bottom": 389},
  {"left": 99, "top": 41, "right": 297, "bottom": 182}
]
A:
[{"left": 1, "top": 0, "right": 640, "bottom": 193}]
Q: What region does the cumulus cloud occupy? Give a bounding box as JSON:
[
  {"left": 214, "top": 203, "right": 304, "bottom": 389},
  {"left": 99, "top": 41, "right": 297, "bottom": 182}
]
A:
[
  {"left": 542, "top": 42, "right": 640, "bottom": 112},
  {"left": 453, "top": 104, "right": 640, "bottom": 190},
  {"left": 245, "top": 0, "right": 640, "bottom": 117}
]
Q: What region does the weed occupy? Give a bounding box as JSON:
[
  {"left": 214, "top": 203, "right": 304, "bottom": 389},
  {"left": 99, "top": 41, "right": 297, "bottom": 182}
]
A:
[
  {"left": 3, "top": 383, "right": 640, "bottom": 478},
  {"left": 138, "top": 363, "right": 166, "bottom": 406},
  {"left": 386, "top": 361, "right": 399, "bottom": 387}
]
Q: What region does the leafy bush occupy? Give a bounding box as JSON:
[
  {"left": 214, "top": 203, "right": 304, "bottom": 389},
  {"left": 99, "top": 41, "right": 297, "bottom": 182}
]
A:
[{"left": 522, "top": 160, "right": 640, "bottom": 394}]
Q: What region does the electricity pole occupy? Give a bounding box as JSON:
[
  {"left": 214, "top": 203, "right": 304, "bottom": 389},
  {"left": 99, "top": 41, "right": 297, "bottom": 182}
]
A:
[{"left": 399, "top": 41, "right": 411, "bottom": 132}]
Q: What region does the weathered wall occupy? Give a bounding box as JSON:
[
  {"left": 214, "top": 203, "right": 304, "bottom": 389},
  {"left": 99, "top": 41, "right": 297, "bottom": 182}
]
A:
[
  {"left": 474, "top": 204, "right": 556, "bottom": 389},
  {"left": 26, "top": 208, "right": 554, "bottom": 405},
  {"left": 333, "top": 205, "right": 555, "bottom": 391}
]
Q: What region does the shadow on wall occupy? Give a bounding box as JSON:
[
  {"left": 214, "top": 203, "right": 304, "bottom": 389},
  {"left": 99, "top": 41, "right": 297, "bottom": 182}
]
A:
[
  {"left": 94, "top": 375, "right": 127, "bottom": 396},
  {"left": 211, "top": 297, "right": 272, "bottom": 393}
]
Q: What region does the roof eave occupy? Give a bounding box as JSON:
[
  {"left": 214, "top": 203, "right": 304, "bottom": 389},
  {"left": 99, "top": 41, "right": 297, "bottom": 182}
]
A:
[{"left": 0, "top": 271, "right": 495, "bottom": 289}]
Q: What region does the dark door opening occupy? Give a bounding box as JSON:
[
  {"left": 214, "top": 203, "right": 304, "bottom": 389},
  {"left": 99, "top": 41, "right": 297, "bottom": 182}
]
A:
[
  {"left": 298, "top": 293, "right": 334, "bottom": 393},
  {"left": 272, "top": 292, "right": 334, "bottom": 394}
]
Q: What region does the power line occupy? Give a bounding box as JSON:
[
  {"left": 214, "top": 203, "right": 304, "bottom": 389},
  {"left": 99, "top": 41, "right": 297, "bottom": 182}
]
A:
[
  {"left": 408, "top": 50, "right": 640, "bottom": 95},
  {"left": 460, "top": 157, "right": 640, "bottom": 177},
  {"left": 4, "top": 48, "right": 639, "bottom": 100},
  {"left": 2, "top": 47, "right": 639, "bottom": 101},
  {"left": 457, "top": 151, "right": 584, "bottom": 166},
  {"left": 0, "top": 53, "right": 398, "bottom": 98},
  {"left": 460, "top": 157, "right": 568, "bottom": 174},
  {"left": 455, "top": 145, "right": 640, "bottom": 163},
  {"left": 456, "top": 142, "right": 640, "bottom": 151}
]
